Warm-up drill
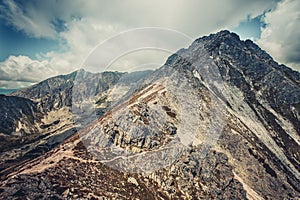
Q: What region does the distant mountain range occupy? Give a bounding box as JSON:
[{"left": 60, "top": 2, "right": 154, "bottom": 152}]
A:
[{"left": 0, "top": 30, "right": 299, "bottom": 199}]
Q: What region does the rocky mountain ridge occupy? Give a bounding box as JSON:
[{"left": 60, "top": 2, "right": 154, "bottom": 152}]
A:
[{"left": 0, "top": 30, "right": 299, "bottom": 199}]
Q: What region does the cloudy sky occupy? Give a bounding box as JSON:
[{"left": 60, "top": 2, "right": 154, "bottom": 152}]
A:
[{"left": 0, "top": 0, "right": 299, "bottom": 89}]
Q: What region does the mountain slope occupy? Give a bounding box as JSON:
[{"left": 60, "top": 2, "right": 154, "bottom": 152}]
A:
[
  {"left": 11, "top": 70, "right": 125, "bottom": 111},
  {"left": 0, "top": 71, "right": 126, "bottom": 180},
  {"left": 0, "top": 95, "right": 41, "bottom": 151},
  {"left": 0, "top": 30, "right": 299, "bottom": 199}
]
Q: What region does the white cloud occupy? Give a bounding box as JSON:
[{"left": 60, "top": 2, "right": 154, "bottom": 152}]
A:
[
  {"left": 35, "top": 18, "right": 127, "bottom": 75},
  {"left": 0, "top": 0, "right": 57, "bottom": 38},
  {"left": 0, "top": 0, "right": 285, "bottom": 87},
  {"left": 1, "top": 0, "right": 278, "bottom": 39},
  {"left": 0, "top": 80, "right": 34, "bottom": 89},
  {"left": 257, "top": 0, "right": 300, "bottom": 71},
  {"left": 0, "top": 55, "right": 58, "bottom": 88}
]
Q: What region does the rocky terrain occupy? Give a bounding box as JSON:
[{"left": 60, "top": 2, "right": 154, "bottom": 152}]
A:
[
  {"left": 0, "top": 94, "right": 42, "bottom": 151},
  {"left": 0, "top": 70, "right": 130, "bottom": 180},
  {"left": 0, "top": 30, "right": 299, "bottom": 199}
]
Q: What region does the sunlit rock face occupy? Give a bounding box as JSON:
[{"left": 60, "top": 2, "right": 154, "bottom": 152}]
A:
[{"left": 0, "top": 30, "right": 299, "bottom": 199}]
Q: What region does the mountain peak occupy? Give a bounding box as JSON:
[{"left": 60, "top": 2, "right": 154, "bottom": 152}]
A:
[
  {"left": 209, "top": 30, "right": 240, "bottom": 40},
  {"left": 195, "top": 30, "right": 240, "bottom": 44},
  {"left": 190, "top": 30, "right": 273, "bottom": 65}
]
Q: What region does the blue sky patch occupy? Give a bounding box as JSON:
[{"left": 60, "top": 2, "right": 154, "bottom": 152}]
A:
[
  {"left": 231, "top": 15, "right": 265, "bottom": 41},
  {"left": 0, "top": 19, "right": 60, "bottom": 61}
]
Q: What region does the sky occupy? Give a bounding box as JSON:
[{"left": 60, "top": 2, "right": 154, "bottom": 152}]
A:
[{"left": 0, "top": 0, "right": 299, "bottom": 89}]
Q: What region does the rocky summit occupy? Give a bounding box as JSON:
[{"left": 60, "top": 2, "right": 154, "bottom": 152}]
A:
[{"left": 0, "top": 30, "right": 299, "bottom": 199}]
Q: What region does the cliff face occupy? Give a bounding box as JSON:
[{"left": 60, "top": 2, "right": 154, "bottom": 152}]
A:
[
  {"left": 0, "top": 30, "right": 299, "bottom": 199},
  {"left": 0, "top": 94, "right": 40, "bottom": 135},
  {"left": 0, "top": 94, "right": 42, "bottom": 153}
]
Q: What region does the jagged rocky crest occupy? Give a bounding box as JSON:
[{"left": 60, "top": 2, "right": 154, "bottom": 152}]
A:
[{"left": 0, "top": 30, "right": 299, "bottom": 199}]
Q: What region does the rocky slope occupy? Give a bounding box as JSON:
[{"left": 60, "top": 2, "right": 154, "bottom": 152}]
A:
[
  {"left": 0, "top": 70, "right": 135, "bottom": 181},
  {"left": 0, "top": 30, "right": 299, "bottom": 199},
  {"left": 0, "top": 95, "right": 40, "bottom": 135},
  {"left": 0, "top": 95, "right": 42, "bottom": 151}
]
